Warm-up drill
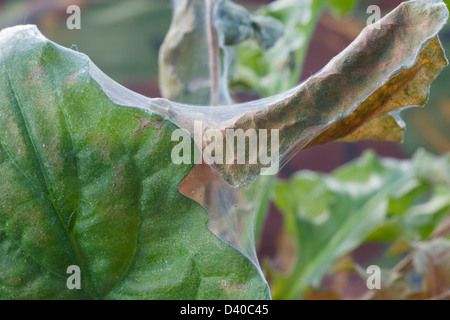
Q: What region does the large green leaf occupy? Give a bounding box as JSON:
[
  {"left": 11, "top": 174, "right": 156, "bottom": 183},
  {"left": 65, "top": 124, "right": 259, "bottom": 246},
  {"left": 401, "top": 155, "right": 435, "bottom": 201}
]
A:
[{"left": 0, "top": 25, "right": 269, "bottom": 300}]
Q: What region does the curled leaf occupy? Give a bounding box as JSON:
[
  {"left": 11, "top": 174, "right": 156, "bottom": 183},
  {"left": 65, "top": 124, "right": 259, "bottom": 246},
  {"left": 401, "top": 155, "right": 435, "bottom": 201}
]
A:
[
  {"left": 160, "top": 0, "right": 449, "bottom": 187},
  {"left": 207, "top": 0, "right": 449, "bottom": 186}
]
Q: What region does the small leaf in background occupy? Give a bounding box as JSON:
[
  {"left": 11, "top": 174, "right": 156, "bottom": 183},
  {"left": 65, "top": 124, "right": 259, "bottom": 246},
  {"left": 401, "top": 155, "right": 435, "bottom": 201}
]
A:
[
  {"left": 367, "top": 150, "right": 450, "bottom": 243},
  {"left": 159, "top": 0, "right": 285, "bottom": 105},
  {"left": 251, "top": 16, "right": 285, "bottom": 50},
  {"left": 158, "top": 1, "right": 449, "bottom": 300}
]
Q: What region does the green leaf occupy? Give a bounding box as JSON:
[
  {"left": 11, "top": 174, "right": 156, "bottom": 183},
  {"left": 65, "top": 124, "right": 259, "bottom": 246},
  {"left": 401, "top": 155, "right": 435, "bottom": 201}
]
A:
[
  {"left": 327, "top": 0, "right": 358, "bottom": 17},
  {"left": 0, "top": 25, "right": 269, "bottom": 300},
  {"left": 159, "top": 0, "right": 285, "bottom": 105}
]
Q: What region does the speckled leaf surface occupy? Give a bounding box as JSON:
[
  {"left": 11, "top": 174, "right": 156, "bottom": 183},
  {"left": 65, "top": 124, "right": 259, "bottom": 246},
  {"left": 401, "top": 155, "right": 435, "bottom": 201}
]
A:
[{"left": 0, "top": 25, "right": 269, "bottom": 300}]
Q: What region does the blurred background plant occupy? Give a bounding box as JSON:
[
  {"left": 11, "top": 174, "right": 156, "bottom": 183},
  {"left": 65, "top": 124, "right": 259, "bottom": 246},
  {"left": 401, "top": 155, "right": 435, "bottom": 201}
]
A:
[{"left": 1, "top": 0, "right": 449, "bottom": 299}]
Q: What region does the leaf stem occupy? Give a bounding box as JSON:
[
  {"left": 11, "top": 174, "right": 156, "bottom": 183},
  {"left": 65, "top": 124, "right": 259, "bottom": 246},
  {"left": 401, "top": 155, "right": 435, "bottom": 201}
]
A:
[{"left": 206, "top": 0, "right": 219, "bottom": 106}]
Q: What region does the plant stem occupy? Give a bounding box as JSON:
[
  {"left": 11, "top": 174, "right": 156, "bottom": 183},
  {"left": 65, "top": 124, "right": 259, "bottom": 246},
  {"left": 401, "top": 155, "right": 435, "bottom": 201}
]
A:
[{"left": 206, "top": 0, "right": 219, "bottom": 106}]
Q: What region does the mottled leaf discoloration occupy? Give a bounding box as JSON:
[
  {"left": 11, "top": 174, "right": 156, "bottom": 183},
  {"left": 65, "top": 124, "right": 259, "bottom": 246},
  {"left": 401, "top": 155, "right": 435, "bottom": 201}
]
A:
[{"left": 214, "top": 0, "right": 448, "bottom": 186}]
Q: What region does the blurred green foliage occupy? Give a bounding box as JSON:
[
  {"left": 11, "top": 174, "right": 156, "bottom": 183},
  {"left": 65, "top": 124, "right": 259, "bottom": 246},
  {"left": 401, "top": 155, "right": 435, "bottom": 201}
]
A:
[
  {"left": 0, "top": 0, "right": 172, "bottom": 84},
  {"left": 271, "top": 150, "right": 450, "bottom": 299}
]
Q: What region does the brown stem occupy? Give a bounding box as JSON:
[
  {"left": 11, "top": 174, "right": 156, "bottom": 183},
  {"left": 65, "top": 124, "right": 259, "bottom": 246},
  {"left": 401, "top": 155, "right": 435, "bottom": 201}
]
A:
[{"left": 206, "top": 0, "right": 219, "bottom": 106}]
